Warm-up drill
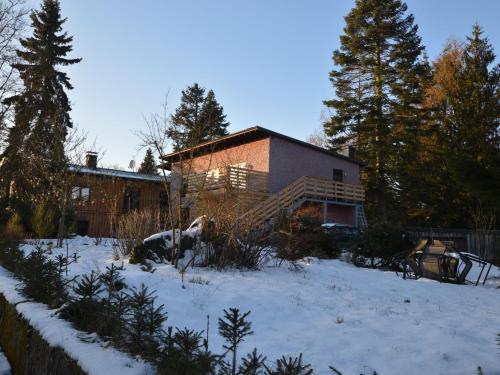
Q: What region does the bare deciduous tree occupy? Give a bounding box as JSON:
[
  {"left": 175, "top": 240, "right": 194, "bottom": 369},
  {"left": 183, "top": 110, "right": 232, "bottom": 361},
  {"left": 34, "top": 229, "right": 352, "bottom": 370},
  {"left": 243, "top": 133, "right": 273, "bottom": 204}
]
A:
[
  {"left": 0, "top": 0, "right": 27, "bottom": 150},
  {"left": 305, "top": 126, "right": 329, "bottom": 149}
]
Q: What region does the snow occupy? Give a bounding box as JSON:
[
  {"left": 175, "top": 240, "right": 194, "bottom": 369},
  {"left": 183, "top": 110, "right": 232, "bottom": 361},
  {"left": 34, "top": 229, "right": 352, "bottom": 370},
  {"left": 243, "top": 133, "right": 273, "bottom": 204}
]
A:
[
  {"left": 68, "top": 164, "right": 164, "bottom": 182},
  {"left": 0, "top": 265, "right": 153, "bottom": 375},
  {"left": 0, "top": 350, "right": 10, "bottom": 375},
  {"left": 10, "top": 238, "right": 500, "bottom": 375},
  {"left": 143, "top": 216, "right": 203, "bottom": 244}
]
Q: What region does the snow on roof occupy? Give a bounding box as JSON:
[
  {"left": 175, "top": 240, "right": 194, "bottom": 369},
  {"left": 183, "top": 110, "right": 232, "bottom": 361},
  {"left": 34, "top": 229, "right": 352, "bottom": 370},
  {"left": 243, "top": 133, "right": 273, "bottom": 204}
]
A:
[{"left": 68, "top": 164, "right": 165, "bottom": 182}]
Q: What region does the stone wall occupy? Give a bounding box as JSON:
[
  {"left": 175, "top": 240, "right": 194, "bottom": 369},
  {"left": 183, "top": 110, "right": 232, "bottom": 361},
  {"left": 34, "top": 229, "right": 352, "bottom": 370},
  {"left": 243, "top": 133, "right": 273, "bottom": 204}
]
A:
[{"left": 0, "top": 294, "right": 86, "bottom": 375}]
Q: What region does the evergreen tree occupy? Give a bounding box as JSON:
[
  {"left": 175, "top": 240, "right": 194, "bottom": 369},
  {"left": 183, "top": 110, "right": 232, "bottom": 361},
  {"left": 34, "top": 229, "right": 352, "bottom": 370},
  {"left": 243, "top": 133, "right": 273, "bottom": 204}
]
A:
[
  {"left": 199, "top": 89, "right": 229, "bottom": 139},
  {"left": 270, "top": 354, "right": 313, "bottom": 375},
  {"left": 168, "top": 83, "right": 229, "bottom": 151},
  {"left": 323, "top": 0, "right": 430, "bottom": 223},
  {"left": 0, "top": 0, "right": 81, "bottom": 203},
  {"left": 137, "top": 148, "right": 158, "bottom": 174},
  {"left": 218, "top": 308, "right": 253, "bottom": 375},
  {"left": 424, "top": 26, "right": 500, "bottom": 226},
  {"left": 122, "top": 284, "right": 167, "bottom": 359},
  {"left": 238, "top": 349, "right": 267, "bottom": 375},
  {"left": 445, "top": 25, "right": 500, "bottom": 213}
]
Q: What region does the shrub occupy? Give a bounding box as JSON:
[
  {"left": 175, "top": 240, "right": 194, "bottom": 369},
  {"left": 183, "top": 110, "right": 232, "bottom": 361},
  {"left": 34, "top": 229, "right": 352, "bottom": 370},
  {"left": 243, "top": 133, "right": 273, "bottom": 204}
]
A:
[
  {"left": 17, "top": 246, "right": 67, "bottom": 308},
  {"left": 273, "top": 211, "right": 341, "bottom": 263},
  {"left": 33, "top": 202, "right": 59, "bottom": 238},
  {"left": 115, "top": 209, "right": 161, "bottom": 256},
  {"left": 3, "top": 212, "right": 25, "bottom": 241},
  {"left": 0, "top": 238, "right": 24, "bottom": 273},
  {"left": 351, "top": 223, "right": 414, "bottom": 268}
]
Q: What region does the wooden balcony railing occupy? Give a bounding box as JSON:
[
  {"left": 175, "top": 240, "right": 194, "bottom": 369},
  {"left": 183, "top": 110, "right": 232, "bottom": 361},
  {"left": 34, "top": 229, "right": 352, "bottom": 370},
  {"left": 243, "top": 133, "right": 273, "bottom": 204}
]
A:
[
  {"left": 240, "top": 176, "right": 364, "bottom": 227},
  {"left": 184, "top": 166, "right": 269, "bottom": 194}
]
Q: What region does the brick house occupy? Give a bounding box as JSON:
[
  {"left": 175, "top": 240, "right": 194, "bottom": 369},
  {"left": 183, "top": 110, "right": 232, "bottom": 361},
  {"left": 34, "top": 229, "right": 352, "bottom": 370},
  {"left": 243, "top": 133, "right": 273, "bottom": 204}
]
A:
[
  {"left": 69, "top": 152, "right": 166, "bottom": 237},
  {"left": 162, "top": 126, "right": 366, "bottom": 227}
]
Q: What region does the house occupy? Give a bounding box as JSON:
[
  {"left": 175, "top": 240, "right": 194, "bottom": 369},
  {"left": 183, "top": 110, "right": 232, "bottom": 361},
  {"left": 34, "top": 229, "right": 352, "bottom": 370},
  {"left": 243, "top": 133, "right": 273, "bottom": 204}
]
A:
[
  {"left": 162, "top": 126, "right": 366, "bottom": 227},
  {"left": 68, "top": 152, "right": 166, "bottom": 237}
]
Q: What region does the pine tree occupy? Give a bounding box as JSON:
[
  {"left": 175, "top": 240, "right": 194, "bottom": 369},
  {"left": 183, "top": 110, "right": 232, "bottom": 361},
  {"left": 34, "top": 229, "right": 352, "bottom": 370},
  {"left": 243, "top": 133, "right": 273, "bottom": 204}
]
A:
[
  {"left": 168, "top": 83, "right": 229, "bottom": 151},
  {"left": 238, "top": 349, "right": 267, "bottom": 375},
  {"left": 122, "top": 284, "right": 167, "bottom": 359},
  {"left": 218, "top": 308, "right": 253, "bottom": 375},
  {"left": 323, "top": 0, "right": 430, "bottom": 223},
  {"left": 270, "top": 354, "right": 313, "bottom": 375},
  {"left": 199, "top": 89, "right": 229, "bottom": 140},
  {"left": 0, "top": 0, "right": 81, "bottom": 203},
  {"left": 137, "top": 148, "right": 158, "bottom": 175},
  {"left": 445, "top": 25, "right": 500, "bottom": 212}
]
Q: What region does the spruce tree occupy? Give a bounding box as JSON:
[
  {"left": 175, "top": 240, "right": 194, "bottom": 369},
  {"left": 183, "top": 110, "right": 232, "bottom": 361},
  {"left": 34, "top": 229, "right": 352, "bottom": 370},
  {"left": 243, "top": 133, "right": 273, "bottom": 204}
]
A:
[
  {"left": 323, "top": 0, "right": 430, "bottom": 223},
  {"left": 137, "top": 148, "right": 158, "bottom": 174},
  {"left": 168, "top": 83, "right": 229, "bottom": 151},
  {"left": 445, "top": 25, "right": 500, "bottom": 212},
  {"left": 199, "top": 89, "right": 229, "bottom": 140},
  {"left": 0, "top": 0, "right": 81, "bottom": 203},
  {"left": 218, "top": 308, "right": 253, "bottom": 375}
]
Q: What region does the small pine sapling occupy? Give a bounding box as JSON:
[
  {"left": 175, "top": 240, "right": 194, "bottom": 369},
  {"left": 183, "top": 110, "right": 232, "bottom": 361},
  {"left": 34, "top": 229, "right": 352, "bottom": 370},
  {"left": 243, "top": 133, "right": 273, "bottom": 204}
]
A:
[
  {"left": 270, "top": 354, "right": 313, "bottom": 375},
  {"left": 73, "top": 271, "right": 104, "bottom": 300},
  {"left": 238, "top": 348, "right": 267, "bottom": 375},
  {"left": 122, "top": 284, "right": 167, "bottom": 359},
  {"left": 99, "top": 264, "right": 127, "bottom": 339},
  {"left": 61, "top": 270, "right": 105, "bottom": 333},
  {"left": 157, "top": 326, "right": 219, "bottom": 375},
  {"left": 100, "top": 263, "right": 126, "bottom": 302},
  {"left": 218, "top": 308, "right": 254, "bottom": 375},
  {"left": 18, "top": 246, "right": 67, "bottom": 308}
]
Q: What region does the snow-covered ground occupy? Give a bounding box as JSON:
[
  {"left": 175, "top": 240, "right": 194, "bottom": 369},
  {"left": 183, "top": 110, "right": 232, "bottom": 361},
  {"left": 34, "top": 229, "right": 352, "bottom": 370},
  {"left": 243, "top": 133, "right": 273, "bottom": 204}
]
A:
[
  {"left": 0, "top": 350, "right": 10, "bottom": 375},
  {"left": 6, "top": 237, "right": 500, "bottom": 375}
]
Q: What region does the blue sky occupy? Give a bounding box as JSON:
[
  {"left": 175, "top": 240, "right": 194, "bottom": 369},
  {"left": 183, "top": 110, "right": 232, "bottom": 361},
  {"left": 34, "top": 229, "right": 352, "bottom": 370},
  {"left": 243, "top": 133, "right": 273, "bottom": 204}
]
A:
[{"left": 27, "top": 0, "right": 500, "bottom": 168}]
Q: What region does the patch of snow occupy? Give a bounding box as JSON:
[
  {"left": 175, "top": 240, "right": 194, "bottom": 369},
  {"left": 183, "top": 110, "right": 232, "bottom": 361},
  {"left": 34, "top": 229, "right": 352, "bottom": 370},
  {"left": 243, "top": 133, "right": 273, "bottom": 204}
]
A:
[
  {"left": 17, "top": 238, "right": 500, "bottom": 375},
  {"left": 0, "top": 267, "right": 152, "bottom": 375},
  {"left": 143, "top": 216, "right": 204, "bottom": 244}
]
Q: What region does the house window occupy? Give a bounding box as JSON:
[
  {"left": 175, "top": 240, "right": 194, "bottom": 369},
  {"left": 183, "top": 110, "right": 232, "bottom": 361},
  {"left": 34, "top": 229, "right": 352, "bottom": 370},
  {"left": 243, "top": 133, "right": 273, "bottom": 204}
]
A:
[
  {"left": 123, "top": 186, "right": 140, "bottom": 211},
  {"left": 332, "top": 168, "right": 344, "bottom": 182},
  {"left": 71, "top": 186, "right": 90, "bottom": 201}
]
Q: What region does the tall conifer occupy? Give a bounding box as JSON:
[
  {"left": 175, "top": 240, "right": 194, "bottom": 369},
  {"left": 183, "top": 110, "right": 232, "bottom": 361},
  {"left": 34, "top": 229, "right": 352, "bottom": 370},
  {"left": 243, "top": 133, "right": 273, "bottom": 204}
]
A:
[
  {"left": 323, "top": 0, "right": 430, "bottom": 223},
  {"left": 0, "top": 0, "right": 80, "bottom": 202},
  {"left": 168, "top": 83, "right": 229, "bottom": 151}
]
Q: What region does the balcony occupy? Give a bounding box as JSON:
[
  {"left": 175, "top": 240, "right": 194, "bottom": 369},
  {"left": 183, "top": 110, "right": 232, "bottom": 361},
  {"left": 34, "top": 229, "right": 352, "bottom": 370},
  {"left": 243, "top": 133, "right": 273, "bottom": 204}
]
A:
[{"left": 184, "top": 166, "right": 269, "bottom": 194}]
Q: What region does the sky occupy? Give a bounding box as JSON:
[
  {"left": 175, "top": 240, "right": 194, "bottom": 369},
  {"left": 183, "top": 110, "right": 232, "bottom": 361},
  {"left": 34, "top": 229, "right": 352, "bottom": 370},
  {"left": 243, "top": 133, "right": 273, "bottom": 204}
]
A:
[{"left": 25, "top": 0, "right": 500, "bottom": 168}]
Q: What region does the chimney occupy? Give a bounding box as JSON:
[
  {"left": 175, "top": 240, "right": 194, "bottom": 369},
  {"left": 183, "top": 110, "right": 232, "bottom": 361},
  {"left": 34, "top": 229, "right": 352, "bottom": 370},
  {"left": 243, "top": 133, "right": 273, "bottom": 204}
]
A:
[
  {"left": 85, "top": 151, "right": 98, "bottom": 169},
  {"left": 348, "top": 146, "right": 356, "bottom": 160}
]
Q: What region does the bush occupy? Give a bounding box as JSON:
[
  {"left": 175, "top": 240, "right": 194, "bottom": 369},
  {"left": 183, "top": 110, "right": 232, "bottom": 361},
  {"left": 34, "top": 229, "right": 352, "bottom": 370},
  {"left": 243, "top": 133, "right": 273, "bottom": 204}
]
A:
[
  {"left": 33, "top": 202, "right": 59, "bottom": 238},
  {"left": 273, "top": 211, "right": 341, "bottom": 263},
  {"left": 0, "top": 238, "right": 24, "bottom": 273},
  {"left": 115, "top": 209, "right": 161, "bottom": 256},
  {"left": 351, "top": 223, "right": 414, "bottom": 268},
  {"left": 17, "top": 246, "right": 67, "bottom": 308},
  {"left": 2, "top": 212, "right": 25, "bottom": 241}
]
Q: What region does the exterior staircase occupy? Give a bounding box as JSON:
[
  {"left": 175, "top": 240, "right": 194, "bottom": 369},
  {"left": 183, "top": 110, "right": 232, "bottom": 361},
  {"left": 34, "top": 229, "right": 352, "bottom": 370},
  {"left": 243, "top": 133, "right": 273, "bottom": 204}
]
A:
[{"left": 240, "top": 176, "right": 364, "bottom": 228}]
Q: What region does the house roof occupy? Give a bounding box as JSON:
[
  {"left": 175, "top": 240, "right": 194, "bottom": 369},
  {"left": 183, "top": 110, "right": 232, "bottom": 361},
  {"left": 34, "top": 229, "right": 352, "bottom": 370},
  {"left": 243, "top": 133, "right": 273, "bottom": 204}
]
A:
[
  {"left": 68, "top": 164, "right": 165, "bottom": 182},
  {"left": 161, "top": 126, "right": 360, "bottom": 169}
]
